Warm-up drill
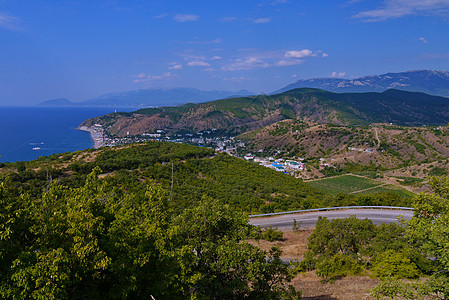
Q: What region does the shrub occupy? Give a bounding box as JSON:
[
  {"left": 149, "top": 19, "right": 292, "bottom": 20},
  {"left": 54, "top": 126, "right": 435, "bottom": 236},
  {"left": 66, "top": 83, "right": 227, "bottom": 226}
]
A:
[
  {"left": 261, "top": 226, "right": 284, "bottom": 242},
  {"left": 316, "top": 254, "right": 362, "bottom": 283},
  {"left": 371, "top": 250, "right": 419, "bottom": 279}
]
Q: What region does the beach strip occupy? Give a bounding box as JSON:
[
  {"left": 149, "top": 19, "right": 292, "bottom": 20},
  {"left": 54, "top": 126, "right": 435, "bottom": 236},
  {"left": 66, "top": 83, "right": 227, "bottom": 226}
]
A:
[{"left": 78, "top": 125, "right": 106, "bottom": 149}]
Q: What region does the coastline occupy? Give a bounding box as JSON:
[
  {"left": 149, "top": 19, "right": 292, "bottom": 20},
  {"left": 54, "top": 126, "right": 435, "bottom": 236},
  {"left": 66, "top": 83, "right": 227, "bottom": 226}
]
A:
[{"left": 78, "top": 125, "right": 106, "bottom": 149}]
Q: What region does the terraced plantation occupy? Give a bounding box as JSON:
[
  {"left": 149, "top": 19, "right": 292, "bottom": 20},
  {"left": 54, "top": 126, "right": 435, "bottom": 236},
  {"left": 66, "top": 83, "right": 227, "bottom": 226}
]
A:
[{"left": 308, "top": 174, "right": 413, "bottom": 197}]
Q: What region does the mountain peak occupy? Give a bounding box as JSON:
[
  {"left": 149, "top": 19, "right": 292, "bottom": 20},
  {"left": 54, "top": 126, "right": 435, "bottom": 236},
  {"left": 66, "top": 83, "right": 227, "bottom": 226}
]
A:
[{"left": 275, "top": 70, "right": 449, "bottom": 97}]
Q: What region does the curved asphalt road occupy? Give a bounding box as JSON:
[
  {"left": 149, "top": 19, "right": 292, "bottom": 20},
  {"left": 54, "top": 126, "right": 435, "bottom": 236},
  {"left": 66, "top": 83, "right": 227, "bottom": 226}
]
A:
[{"left": 249, "top": 209, "right": 414, "bottom": 230}]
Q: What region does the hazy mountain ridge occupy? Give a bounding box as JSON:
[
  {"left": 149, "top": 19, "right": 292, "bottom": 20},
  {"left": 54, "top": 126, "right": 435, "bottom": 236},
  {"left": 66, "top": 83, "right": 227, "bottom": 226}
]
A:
[
  {"left": 80, "top": 88, "right": 449, "bottom": 137},
  {"left": 38, "top": 88, "right": 254, "bottom": 108},
  {"left": 275, "top": 70, "right": 449, "bottom": 97},
  {"left": 38, "top": 98, "right": 73, "bottom": 107}
]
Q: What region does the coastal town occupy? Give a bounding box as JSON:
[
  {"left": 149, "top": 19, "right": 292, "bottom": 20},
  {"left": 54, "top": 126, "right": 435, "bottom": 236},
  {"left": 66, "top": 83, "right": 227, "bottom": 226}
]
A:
[{"left": 78, "top": 124, "right": 309, "bottom": 176}]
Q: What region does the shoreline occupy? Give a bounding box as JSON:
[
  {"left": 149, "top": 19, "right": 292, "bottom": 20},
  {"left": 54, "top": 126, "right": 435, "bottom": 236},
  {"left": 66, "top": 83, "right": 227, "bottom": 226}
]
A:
[{"left": 78, "top": 125, "right": 106, "bottom": 149}]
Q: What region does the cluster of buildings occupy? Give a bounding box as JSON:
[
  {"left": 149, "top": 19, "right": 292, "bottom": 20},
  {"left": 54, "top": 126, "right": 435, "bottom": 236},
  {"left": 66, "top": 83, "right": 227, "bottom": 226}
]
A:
[
  {"left": 86, "top": 126, "right": 247, "bottom": 153},
  {"left": 84, "top": 127, "right": 310, "bottom": 177},
  {"left": 244, "top": 154, "right": 306, "bottom": 174}
]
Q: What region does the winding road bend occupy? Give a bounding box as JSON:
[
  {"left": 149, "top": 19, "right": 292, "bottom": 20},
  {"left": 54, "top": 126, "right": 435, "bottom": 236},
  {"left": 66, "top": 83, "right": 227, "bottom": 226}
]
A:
[{"left": 249, "top": 209, "right": 413, "bottom": 231}]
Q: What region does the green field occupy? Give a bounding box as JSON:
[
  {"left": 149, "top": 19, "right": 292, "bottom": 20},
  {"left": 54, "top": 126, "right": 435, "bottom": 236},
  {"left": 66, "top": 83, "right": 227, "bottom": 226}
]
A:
[
  {"left": 308, "top": 174, "right": 413, "bottom": 197},
  {"left": 355, "top": 184, "right": 415, "bottom": 198}
]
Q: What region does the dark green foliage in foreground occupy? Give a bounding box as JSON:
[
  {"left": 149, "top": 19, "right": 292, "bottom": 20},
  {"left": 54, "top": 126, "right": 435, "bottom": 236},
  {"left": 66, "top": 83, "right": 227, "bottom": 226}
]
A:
[
  {"left": 0, "top": 167, "right": 300, "bottom": 299},
  {"left": 315, "top": 254, "right": 362, "bottom": 282},
  {"left": 371, "top": 250, "right": 419, "bottom": 279},
  {"left": 260, "top": 227, "right": 284, "bottom": 242},
  {"left": 295, "top": 216, "right": 432, "bottom": 283},
  {"left": 370, "top": 176, "right": 449, "bottom": 299}
]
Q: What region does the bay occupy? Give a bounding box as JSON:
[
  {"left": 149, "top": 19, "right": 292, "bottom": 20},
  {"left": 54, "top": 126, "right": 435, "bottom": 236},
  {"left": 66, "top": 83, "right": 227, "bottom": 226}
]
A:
[{"left": 0, "top": 107, "right": 134, "bottom": 163}]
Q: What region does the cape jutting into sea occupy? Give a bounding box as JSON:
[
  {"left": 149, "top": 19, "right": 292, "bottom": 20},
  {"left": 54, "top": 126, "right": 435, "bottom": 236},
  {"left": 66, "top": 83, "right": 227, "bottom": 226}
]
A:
[{"left": 0, "top": 107, "right": 134, "bottom": 163}]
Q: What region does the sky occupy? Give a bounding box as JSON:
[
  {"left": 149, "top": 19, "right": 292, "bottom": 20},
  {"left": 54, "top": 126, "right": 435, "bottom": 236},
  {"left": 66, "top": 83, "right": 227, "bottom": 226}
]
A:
[{"left": 1, "top": 0, "right": 449, "bottom": 105}]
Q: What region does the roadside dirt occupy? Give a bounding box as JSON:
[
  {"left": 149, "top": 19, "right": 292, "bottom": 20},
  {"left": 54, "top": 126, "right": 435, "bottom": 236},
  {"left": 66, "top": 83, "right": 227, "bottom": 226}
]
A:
[{"left": 250, "top": 230, "right": 380, "bottom": 299}]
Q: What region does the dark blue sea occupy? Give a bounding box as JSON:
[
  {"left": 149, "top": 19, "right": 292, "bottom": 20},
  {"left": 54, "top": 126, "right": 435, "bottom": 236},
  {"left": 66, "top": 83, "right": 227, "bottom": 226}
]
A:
[{"left": 0, "top": 107, "right": 134, "bottom": 163}]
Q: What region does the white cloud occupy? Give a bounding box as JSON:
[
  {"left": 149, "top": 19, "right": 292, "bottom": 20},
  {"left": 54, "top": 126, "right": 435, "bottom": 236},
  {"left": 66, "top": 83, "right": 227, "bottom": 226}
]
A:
[
  {"left": 275, "top": 60, "right": 304, "bottom": 66},
  {"left": 272, "top": 49, "right": 322, "bottom": 67},
  {"left": 153, "top": 14, "right": 168, "bottom": 19},
  {"left": 133, "top": 72, "right": 178, "bottom": 83},
  {"left": 285, "top": 49, "right": 313, "bottom": 58},
  {"left": 0, "top": 12, "right": 20, "bottom": 30},
  {"left": 187, "top": 61, "right": 211, "bottom": 67},
  {"left": 174, "top": 14, "right": 199, "bottom": 22},
  {"left": 331, "top": 72, "right": 346, "bottom": 78},
  {"left": 169, "top": 64, "right": 183, "bottom": 70},
  {"left": 221, "top": 48, "right": 326, "bottom": 71},
  {"left": 419, "top": 37, "right": 428, "bottom": 43},
  {"left": 253, "top": 18, "right": 272, "bottom": 23},
  {"left": 322, "top": 53, "right": 329, "bottom": 58},
  {"left": 354, "top": 0, "right": 449, "bottom": 21},
  {"left": 222, "top": 57, "right": 270, "bottom": 71},
  {"left": 211, "top": 56, "right": 222, "bottom": 60}
]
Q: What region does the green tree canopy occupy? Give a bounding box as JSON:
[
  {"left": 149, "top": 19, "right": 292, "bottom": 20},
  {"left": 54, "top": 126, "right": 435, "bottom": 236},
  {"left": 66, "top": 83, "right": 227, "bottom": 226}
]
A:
[{"left": 0, "top": 168, "right": 300, "bottom": 299}]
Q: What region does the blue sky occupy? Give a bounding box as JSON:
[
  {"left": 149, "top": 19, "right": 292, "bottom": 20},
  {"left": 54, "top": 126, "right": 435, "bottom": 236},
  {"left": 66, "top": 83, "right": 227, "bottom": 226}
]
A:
[{"left": 1, "top": 0, "right": 449, "bottom": 105}]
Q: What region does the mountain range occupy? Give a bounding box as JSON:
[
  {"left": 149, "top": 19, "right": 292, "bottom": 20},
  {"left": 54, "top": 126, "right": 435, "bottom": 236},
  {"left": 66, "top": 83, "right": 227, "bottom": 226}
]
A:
[
  {"left": 81, "top": 88, "right": 449, "bottom": 137},
  {"left": 275, "top": 70, "right": 449, "bottom": 97},
  {"left": 38, "top": 88, "right": 254, "bottom": 108},
  {"left": 40, "top": 70, "right": 449, "bottom": 108}
]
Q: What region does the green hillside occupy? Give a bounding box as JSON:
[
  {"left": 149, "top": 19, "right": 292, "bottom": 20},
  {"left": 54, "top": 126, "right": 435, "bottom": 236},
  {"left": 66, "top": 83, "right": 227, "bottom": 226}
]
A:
[
  {"left": 1, "top": 141, "right": 413, "bottom": 214},
  {"left": 81, "top": 88, "right": 449, "bottom": 138},
  {"left": 0, "top": 140, "right": 418, "bottom": 298},
  {"left": 0, "top": 143, "right": 303, "bottom": 299},
  {"left": 1, "top": 142, "right": 323, "bottom": 214}
]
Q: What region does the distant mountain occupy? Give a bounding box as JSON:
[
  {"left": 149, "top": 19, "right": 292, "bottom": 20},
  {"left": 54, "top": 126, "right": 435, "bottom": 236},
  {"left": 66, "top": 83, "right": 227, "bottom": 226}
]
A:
[
  {"left": 275, "top": 70, "right": 449, "bottom": 97},
  {"left": 38, "top": 88, "right": 254, "bottom": 108},
  {"left": 81, "top": 88, "right": 449, "bottom": 137},
  {"left": 38, "top": 98, "right": 73, "bottom": 107}
]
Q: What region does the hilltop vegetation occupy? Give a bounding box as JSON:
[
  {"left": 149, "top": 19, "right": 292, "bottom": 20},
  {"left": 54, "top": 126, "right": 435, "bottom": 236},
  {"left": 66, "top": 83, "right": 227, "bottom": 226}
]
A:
[
  {"left": 76, "top": 87, "right": 449, "bottom": 194},
  {"left": 2, "top": 140, "right": 447, "bottom": 298},
  {"left": 80, "top": 88, "right": 449, "bottom": 138},
  {"left": 0, "top": 141, "right": 412, "bottom": 214},
  {"left": 78, "top": 88, "right": 449, "bottom": 193},
  {"left": 240, "top": 121, "right": 449, "bottom": 189},
  {"left": 0, "top": 167, "right": 300, "bottom": 299},
  {"left": 0, "top": 140, "right": 415, "bottom": 299}
]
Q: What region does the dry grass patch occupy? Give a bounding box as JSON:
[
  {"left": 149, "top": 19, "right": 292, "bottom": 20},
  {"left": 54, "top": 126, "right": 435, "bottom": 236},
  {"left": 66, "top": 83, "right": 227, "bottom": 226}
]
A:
[
  {"left": 293, "top": 272, "right": 379, "bottom": 300},
  {"left": 248, "top": 229, "right": 313, "bottom": 260},
  {"left": 250, "top": 229, "right": 380, "bottom": 299}
]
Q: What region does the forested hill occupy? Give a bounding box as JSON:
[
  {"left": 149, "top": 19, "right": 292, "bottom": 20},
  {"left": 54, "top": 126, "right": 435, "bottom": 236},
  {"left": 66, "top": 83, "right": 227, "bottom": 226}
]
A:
[
  {"left": 1, "top": 141, "right": 311, "bottom": 298},
  {"left": 0, "top": 141, "right": 322, "bottom": 213},
  {"left": 81, "top": 88, "right": 449, "bottom": 137},
  {"left": 0, "top": 141, "right": 410, "bottom": 214},
  {"left": 0, "top": 141, "right": 414, "bottom": 298}
]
